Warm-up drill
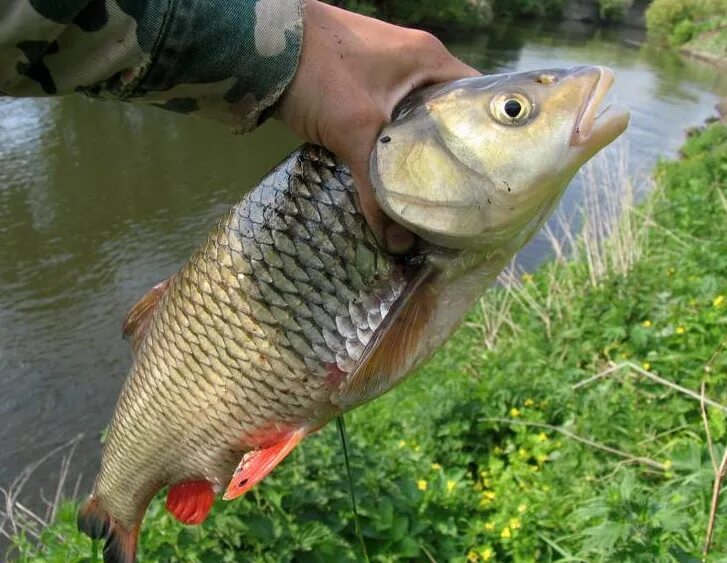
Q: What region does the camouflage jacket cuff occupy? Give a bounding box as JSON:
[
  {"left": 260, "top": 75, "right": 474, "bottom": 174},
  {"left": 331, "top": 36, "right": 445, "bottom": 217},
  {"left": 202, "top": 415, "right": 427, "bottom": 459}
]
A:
[
  {"left": 1, "top": 0, "right": 303, "bottom": 132},
  {"left": 132, "top": 0, "right": 303, "bottom": 132}
]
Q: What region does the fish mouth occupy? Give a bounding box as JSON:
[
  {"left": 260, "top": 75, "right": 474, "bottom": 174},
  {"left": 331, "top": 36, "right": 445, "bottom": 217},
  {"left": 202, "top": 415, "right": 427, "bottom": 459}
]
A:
[{"left": 570, "top": 66, "right": 629, "bottom": 148}]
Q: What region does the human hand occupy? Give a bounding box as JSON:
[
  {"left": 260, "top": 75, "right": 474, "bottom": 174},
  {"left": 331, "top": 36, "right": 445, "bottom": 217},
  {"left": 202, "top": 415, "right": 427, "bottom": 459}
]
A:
[{"left": 279, "top": 0, "right": 479, "bottom": 253}]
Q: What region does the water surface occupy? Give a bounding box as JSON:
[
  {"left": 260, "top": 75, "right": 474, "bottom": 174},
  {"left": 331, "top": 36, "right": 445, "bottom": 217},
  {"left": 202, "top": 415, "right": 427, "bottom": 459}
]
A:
[{"left": 0, "top": 21, "right": 724, "bottom": 519}]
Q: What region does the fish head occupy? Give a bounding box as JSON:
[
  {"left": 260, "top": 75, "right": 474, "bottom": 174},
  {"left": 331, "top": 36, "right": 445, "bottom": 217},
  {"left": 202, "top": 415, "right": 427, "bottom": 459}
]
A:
[{"left": 371, "top": 66, "right": 630, "bottom": 252}]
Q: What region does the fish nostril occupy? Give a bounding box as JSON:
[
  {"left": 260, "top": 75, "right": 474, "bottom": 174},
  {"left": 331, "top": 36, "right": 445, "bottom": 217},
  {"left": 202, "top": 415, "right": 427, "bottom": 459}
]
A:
[{"left": 536, "top": 74, "right": 557, "bottom": 85}]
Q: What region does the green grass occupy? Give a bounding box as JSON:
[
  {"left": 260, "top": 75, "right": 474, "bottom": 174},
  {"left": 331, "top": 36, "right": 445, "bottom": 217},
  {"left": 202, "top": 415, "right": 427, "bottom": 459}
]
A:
[
  {"left": 5, "top": 124, "right": 727, "bottom": 562},
  {"left": 646, "top": 0, "right": 727, "bottom": 64},
  {"left": 681, "top": 27, "right": 727, "bottom": 64}
]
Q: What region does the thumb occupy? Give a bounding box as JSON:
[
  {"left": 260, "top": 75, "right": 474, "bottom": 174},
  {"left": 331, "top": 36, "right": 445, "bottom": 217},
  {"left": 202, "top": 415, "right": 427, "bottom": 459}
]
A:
[{"left": 335, "top": 121, "right": 415, "bottom": 255}]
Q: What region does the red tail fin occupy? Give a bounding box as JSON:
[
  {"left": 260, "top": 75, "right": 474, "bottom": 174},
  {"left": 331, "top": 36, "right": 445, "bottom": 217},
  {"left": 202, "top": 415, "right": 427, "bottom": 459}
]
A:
[{"left": 77, "top": 497, "right": 139, "bottom": 563}]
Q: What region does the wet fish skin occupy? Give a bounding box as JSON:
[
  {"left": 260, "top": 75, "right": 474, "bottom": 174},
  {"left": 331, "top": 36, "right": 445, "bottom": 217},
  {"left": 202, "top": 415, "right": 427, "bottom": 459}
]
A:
[
  {"left": 77, "top": 66, "right": 629, "bottom": 563},
  {"left": 97, "top": 145, "right": 410, "bottom": 528}
]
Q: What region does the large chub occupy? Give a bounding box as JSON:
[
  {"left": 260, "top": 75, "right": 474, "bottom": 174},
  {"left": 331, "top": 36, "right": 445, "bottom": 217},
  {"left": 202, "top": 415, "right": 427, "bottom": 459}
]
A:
[{"left": 77, "top": 497, "right": 140, "bottom": 563}]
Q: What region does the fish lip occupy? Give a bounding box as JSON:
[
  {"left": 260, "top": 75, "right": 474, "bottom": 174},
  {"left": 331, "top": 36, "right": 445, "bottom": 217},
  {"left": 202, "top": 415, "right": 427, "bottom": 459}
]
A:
[{"left": 570, "top": 66, "right": 616, "bottom": 146}]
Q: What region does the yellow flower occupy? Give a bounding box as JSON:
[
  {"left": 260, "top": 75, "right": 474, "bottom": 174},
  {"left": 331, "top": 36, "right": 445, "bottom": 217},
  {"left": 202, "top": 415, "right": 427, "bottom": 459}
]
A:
[
  {"left": 480, "top": 547, "right": 494, "bottom": 561},
  {"left": 431, "top": 463, "right": 442, "bottom": 471},
  {"left": 510, "top": 407, "right": 521, "bottom": 417},
  {"left": 501, "top": 526, "right": 512, "bottom": 539},
  {"left": 522, "top": 273, "right": 534, "bottom": 283},
  {"left": 642, "top": 362, "right": 651, "bottom": 371},
  {"left": 518, "top": 503, "right": 527, "bottom": 513},
  {"left": 663, "top": 459, "right": 673, "bottom": 470},
  {"left": 483, "top": 490, "right": 496, "bottom": 500},
  {"left": 484, "top": 521, "right": 496, "bottom": 532},
  {"left": 524, "top": 398, "right": 535, "bottom": 407},
  {"left": 414, "top": 445, "right": 421, "bottom": 452},
  {"left": 518, "top": 447, "right": 529, "bottom": 459},
  {"left": 536, "top": 453, "right": 548, "bottom": 464},
  {"left": 536, "top": 432, "right": 549, "bottom": 442},
  {"left": 446, "top": 480, "right": 457, "bottom": 493},
  {"left": 509, "top": 517, "right": 521, "bottom": 530},
  {"left": 642, "top": 320, "right": 652, "bottom": 328},
  {"left": 467, "top": 550, "right": 479, "bottom": 563},
  {"left": 398, "top": 440, "right": 407, "bottom": 448},
  {"left": 675, "top": 326, "right": 685, "bottom": 335},
  {"left": 417, "top": 480, "right": 428, "bottom": 491},
  {"left": 713, "top": 294, "right": 725, "bottom": 308}
]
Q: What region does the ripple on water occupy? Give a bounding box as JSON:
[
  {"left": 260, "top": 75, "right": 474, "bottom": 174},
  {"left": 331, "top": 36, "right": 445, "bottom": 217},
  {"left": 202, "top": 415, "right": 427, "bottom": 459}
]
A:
[{"left": 0, "top": 20, "right": 723, "bottom": 517}]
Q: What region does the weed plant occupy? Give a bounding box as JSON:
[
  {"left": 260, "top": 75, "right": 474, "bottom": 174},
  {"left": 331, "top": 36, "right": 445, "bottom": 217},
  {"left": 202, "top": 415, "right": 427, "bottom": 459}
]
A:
[{"left": 4, "top": 124, "right": 726, "bottom": 561}]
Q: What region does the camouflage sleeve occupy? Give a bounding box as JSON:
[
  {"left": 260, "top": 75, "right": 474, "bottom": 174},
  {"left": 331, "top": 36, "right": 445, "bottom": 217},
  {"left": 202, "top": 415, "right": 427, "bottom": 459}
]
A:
[{"left": 0, "top": 0, "right": 303, "bottom": 132}]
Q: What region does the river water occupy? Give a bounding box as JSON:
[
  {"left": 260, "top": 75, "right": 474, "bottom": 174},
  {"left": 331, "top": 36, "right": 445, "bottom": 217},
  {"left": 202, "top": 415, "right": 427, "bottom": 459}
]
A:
[{"left": 0, "top": 21, "right": 724, "bottom": 518}]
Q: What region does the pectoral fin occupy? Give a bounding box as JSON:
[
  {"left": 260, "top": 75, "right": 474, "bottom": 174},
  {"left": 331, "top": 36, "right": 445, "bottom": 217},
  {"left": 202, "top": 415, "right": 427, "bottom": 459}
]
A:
[
  {"left": 122, "top": 278, "right": 171, "bottom": 351},
  {"left": 223, "top": 428, "right": 306, "bottom": 501},
  {"left": 334, "top": 265, "right": 436, "bottom": 409}
]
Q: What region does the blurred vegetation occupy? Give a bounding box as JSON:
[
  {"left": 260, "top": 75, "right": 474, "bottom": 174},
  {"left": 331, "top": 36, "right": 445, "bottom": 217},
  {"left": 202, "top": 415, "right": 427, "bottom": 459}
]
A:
[
  {"left": 6, "top": 123, "right": 727, "bottom": 561},
  {"left": 645, "top": 0, "right": 727, "bottom": 62},
  {"left": 331, "top": 0, "right": 638, "bottom": 27},
  {"left": 595, "top": 0, "right": 634, "bottom": 21}
]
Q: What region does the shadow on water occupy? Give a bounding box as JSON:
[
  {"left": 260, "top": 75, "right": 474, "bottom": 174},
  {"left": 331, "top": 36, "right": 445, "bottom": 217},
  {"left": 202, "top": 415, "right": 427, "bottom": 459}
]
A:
[{"left": 0, "top": 19, "right": 724, "bottom": 530}]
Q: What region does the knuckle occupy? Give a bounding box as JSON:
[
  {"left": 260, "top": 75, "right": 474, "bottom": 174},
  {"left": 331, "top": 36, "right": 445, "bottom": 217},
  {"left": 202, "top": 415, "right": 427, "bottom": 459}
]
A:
[{"left": 409, "top": 29, "right": 444, "bottom": 52}]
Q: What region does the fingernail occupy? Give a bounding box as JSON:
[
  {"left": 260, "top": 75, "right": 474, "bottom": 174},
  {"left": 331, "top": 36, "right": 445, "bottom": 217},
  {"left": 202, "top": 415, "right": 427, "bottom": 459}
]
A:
[{"left": 385, "top": 223, "right": 415, "bottom": 254}]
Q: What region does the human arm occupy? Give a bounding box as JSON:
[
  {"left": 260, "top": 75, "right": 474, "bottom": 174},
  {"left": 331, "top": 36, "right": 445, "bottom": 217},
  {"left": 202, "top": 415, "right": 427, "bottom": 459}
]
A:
[
  {"left": 1, "top": 0, "right": 479, "bottom": 250},
  {"left": 0, "top": 0, "right": 302, "bottom": 132}
]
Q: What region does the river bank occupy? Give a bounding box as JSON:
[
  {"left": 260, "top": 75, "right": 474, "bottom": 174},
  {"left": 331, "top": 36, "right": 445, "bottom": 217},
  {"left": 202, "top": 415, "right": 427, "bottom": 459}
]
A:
[
  {"left": 336, "top": 0, "right": 646, "bottom": 29},
  {"left": 5, "top": 118, "right": 726, "bottom": 560},
  {"left": 680, "top": 27, "right": 727, "bottom": 68},
  {"left": 645, "top": 0, "right": 727, "bottom": 69}
]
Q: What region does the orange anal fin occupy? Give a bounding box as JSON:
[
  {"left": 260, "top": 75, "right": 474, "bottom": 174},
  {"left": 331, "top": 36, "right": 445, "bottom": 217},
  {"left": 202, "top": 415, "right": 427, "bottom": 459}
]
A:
[
  {"left": 122, "top": 278, "right": 171, "bottom": 351},
  {"left": 165, "top": 480, "right": 215, "bottom": 525},
  {"left": 223, "top": 428, "right": 306, "bottom": 501}
]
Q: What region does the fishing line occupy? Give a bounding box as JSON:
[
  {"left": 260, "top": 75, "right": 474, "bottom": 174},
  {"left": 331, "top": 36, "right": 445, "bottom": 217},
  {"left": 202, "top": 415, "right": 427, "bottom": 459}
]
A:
[{"left": 336, "top": 415, "right": 369, "bottom": 563}]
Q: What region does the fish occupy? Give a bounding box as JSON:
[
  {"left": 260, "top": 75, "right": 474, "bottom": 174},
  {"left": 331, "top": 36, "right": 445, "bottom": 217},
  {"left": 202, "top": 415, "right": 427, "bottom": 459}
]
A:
[{"left": 77, "top": 65, "right": 629, "bottom": 562}]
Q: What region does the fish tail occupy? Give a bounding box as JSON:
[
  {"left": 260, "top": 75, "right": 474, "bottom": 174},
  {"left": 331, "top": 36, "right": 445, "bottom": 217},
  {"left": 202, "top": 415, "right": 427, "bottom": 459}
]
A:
[{"left": 77, "top": 496, "right": 139, "bottom": 563}]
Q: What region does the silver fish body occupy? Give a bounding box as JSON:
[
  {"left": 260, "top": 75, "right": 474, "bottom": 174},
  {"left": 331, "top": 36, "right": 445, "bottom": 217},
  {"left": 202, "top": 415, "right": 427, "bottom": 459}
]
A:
[{"left": 78, "top": 66, "right": 629, "bottom": 563}]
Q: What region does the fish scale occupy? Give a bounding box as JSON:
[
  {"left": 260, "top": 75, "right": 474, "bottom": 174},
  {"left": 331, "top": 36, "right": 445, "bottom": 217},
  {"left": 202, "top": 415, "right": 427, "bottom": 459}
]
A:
[
  {"left": 93, "top": 145, "right": 406, "bottom": 528},
  {"left": 78, "top": 69, "right": 630, "bottom": 562}
]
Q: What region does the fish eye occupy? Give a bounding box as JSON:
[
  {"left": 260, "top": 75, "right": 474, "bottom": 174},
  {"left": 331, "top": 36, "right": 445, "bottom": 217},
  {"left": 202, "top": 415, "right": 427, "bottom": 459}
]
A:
[
  {"left": 491, "top": 93, "right": 532, "bottom": 125},
  {"left": 504, "top": 99, "right": 522, "bottom": 118}
]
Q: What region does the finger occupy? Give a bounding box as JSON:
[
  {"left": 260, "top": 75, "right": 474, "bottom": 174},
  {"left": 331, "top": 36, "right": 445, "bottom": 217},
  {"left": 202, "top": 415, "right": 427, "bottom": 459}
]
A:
[
  {"left": 410, "top": 43, "right": 480, "bottom": 89},
  {"left": 384, "top": 33, "right": 480, "bottom": 119},
  {"left": 328, "top": 111, "right": 413, "bottom": 252},
  {"left": 345, "top": 136, "right": 415, "bottom": 255},
  {"left": 384, "top": 222, "right": 416, "bottom": 254}
]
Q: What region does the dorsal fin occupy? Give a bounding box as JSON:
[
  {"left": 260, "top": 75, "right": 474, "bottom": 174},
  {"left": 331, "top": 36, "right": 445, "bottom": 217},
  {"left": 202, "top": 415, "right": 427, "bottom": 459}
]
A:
[
  {"left": 122, "top": 279, "right": 170, "bottom": 351},
  {"left": 334, "top": 266, "right": 437, "bottom": 409}
]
